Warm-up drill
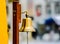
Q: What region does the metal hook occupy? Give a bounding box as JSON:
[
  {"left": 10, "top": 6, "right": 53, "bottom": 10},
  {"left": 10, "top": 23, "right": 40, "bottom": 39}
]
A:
[{"left": 21, "top": 11, "right": 28, "bottom": 18}]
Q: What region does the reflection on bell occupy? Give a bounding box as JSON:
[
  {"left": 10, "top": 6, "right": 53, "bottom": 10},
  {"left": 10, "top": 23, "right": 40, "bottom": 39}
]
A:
[
  {"left": 19, "top": 19, "right": 26, "bottom": 32},
  {"left": 24, "top": 18, "right": 35, "bottom": 32},
  {"left": 19, "top": 18, "right": 35, "bottom": 32}
]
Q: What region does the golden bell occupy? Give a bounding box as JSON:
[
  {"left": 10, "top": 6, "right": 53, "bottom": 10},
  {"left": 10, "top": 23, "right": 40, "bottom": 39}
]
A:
[
  {"left": 24, "top": 18, "right": 35, "bottom": 32},
  {"left": 19, "top": 18, "right": 35, "bottom": 32},
  {"left": 19, "top": 11, "right": 35, "bottom": 32}
]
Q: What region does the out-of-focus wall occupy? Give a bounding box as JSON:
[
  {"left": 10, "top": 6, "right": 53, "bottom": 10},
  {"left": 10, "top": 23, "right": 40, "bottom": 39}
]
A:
[{"left": 33, "top": 0, "right": 46, "bottom": 24}]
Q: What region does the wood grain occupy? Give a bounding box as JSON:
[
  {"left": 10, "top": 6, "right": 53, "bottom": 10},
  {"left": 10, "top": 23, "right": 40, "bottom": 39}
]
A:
[{"left": 13, "top": 1, "right": 21, "bottom": 44}]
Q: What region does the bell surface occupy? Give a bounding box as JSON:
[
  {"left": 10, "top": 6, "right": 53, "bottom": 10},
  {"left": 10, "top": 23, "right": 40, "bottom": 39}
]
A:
[
  {"left": 19, "top": 19, "right": 26, "bottom": 32},
  {"left": 19, "top": 18, "right": 35, "bottom": 32},
  {"left": 24, "top": 18, "right": 35, "bottom": 32}
]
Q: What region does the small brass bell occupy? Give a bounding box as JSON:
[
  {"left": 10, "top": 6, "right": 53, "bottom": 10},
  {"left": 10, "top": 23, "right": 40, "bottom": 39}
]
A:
[
  {"left": 19, "top": 11, "right": 35, "bottom": 32},
  {"left": 24, "top": 18, "right": 35, "bottom": 32}
]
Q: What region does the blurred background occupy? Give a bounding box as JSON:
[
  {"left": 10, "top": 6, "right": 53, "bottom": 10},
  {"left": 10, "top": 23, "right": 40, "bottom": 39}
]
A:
[{"left": 6, "top": 0, "right": 60, "bottom": 44}]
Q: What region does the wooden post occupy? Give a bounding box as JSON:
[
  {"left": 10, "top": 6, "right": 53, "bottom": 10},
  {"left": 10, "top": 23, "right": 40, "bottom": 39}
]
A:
[{"left": 13, "top": 1, "right": 21, "bottom": 44}]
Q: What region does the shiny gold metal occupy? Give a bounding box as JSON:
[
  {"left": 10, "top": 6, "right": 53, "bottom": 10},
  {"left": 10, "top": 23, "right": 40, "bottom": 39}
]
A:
[
  {"left": 19, "top": 11, "right": 35, "bottom": 32},
  {"left": 19, "top": 19, "right": 26, "bottom": 32},
  {"left": 24, "top": 18, "right": 35, "bottom": 32},
  {"left": 19, "top": 18, "right": 35, "bottom": 32}
]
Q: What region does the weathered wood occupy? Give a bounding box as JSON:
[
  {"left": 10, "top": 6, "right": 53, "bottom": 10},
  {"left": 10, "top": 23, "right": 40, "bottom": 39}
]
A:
[{"left": 13, "top": 1, "right": 21, "bottom": 44}]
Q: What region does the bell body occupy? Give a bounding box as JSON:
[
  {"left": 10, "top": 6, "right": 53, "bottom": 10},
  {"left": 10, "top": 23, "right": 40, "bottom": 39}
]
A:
[
  {"left": 24, "top": 18, "right": 35, "bottom": 32},
  {"left": 19, "top": 18, "right": 35, "bottom": 32}
]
